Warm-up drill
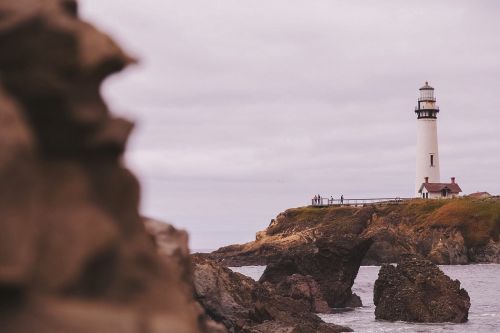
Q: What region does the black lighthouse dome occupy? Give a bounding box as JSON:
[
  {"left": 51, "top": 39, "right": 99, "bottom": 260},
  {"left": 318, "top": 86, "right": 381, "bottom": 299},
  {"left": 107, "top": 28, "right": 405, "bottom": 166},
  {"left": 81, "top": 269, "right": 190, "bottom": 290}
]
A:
[{"left": 419, "top": 81, "right": 434, "bottom": 91}]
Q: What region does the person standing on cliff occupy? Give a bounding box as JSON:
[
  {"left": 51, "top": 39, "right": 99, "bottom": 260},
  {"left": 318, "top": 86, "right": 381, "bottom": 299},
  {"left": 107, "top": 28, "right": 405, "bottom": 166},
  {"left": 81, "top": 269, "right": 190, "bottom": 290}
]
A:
[
  {"left": 313, "top": 195, "right": 317, "bottom": 205},
  {"left": 341, "top": 194, "right": 344, "bottom": 205}
]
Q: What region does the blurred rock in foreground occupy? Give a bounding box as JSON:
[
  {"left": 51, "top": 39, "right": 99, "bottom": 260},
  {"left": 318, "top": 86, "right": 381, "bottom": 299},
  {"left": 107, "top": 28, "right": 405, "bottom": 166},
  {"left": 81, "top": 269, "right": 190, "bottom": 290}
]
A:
[
  {"left": 373, "top": 255, "right": 470, "bottom": 323},
  {"left": 144, "top": 219, "right": 228, "bottom": 333},
  {"left": 0, "top": 1, "right": 204, "bottom": 332}
]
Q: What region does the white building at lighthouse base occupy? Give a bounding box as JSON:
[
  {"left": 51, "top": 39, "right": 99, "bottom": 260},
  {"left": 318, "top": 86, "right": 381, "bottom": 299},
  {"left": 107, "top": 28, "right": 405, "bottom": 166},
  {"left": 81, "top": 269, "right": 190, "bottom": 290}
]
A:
[{"left": 418, "top": 177, "right": 462, "bottom": 199}]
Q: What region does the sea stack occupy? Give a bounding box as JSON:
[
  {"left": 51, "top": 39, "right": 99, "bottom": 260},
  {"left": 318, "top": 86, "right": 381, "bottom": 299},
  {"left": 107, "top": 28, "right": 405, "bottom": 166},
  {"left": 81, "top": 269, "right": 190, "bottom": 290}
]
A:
[{"left": 373, "top": 256, "right": 470, "bottom": 323}]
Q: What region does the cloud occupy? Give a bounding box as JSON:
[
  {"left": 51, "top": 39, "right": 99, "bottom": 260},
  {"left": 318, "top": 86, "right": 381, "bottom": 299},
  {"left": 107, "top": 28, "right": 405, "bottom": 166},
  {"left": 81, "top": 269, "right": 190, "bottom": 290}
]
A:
[{"left": 80, "top": 0, "right": 500, "bottom": 249}]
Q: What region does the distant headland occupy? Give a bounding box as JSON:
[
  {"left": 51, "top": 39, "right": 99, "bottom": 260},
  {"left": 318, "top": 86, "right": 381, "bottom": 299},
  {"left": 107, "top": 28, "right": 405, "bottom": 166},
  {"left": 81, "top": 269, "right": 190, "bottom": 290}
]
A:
[{"left": 209, "top": 196, "right": 500, "bottom": 266}]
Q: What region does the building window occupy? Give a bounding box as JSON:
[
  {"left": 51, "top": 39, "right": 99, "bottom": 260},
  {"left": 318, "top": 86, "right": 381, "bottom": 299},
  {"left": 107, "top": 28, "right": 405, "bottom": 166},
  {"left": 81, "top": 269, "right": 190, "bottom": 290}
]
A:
[{"left": 430, "top": 154, "right": 434, "bottom": 167}]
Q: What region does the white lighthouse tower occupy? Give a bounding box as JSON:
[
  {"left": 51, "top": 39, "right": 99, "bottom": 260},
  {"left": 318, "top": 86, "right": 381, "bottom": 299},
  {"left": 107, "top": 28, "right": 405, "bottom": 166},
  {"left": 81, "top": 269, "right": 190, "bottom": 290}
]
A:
[{"left": 415, "top": 82, "right": 441, "bottom": 195}]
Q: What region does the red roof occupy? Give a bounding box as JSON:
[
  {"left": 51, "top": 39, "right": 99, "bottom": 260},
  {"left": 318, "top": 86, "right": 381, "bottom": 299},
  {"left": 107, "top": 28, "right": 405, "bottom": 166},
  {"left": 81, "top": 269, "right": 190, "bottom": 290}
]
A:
[
  {"left": 419, "top": 182, "right": 462, "bottom": 194},
  {"left": 467, "top": 192, "right": 491, "bottom": 198}
]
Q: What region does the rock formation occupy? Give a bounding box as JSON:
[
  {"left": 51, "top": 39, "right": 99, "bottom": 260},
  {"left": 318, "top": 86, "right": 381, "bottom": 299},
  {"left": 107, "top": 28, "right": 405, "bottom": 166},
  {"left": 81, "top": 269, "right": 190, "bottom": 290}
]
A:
[
  {"left": 144, "top": 219, "right": 228, "bottom": 333},
  {"left": 373, "top": 256, "right": 470, "bottom": 323},
  {"left": 191, "top": 256, "right": 352, "bottom": 333},
  {"left": 210, "top": 199, "right": 500, "bottom": 266},
  {"left": 273, "top": 274, "right": 330, "bottom": 314},
  {"left": 0, "top": 1, "right": 204, "bottom": 332},
  {"left": 258, "top": 237, "right": 371, "bottom": 308}
]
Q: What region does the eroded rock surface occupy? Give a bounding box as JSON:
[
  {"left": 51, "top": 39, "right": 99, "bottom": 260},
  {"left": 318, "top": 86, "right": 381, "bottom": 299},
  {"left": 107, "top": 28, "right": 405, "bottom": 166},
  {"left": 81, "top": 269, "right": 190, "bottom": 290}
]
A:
[
  {"left": 0, "top": 1, "right": 203, "bottom": 332},
  {"left": 144, "top": 218, "right": 228, "bottom": 333},
  {"left": 373, "top": 256, "right": 470, "bottom": 323},
  {"left": 273, "top": 274, "right": 330, "bottom": 314},
  {"left": 259, "top": 237, "right": 371, "bottom": 308},
  {"left": 192, "top": 256, "right": 352, "bottom": 333}
]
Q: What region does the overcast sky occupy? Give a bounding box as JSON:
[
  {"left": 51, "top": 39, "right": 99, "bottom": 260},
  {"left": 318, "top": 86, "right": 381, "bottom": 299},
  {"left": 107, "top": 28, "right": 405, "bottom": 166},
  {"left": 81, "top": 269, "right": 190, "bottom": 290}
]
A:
[{"left": 80, "top": 0, "right": 500, "bottom": 250}]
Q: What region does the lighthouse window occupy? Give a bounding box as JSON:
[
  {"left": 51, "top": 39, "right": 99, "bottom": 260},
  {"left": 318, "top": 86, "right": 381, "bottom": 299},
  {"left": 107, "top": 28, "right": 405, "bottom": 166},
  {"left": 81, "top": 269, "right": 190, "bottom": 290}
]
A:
[{"left": 430, "top": 154, "right": 434, "bottom": 167}]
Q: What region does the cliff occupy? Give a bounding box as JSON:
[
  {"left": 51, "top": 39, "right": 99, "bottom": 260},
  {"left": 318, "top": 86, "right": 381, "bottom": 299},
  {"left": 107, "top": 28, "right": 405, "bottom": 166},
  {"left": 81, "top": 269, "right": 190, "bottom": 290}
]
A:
[{"left": 210, "top": 198, "right": 500, "bottom": 266}]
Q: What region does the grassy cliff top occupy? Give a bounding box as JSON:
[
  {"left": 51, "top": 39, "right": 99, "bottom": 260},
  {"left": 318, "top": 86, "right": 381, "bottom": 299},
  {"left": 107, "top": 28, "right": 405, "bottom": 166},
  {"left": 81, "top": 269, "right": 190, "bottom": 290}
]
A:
[
  {"left": 280, "top": 197, "right": 500, "bottom": 248},
  {"left": 423, "top": 198, "right": 500, "bottom": 247},
  {"left": 211, "top": 197, "right": 500, "bottom": 266}
]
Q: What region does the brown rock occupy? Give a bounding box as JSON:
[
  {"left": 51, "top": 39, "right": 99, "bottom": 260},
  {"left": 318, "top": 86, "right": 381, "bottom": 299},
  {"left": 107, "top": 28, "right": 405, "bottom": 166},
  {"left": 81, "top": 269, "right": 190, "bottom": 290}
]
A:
[
  {"left": 274, "top": 274, "right": 330, "bottom": 313},
  {"left": 259, "top": 236, "right": 371, "bottom": 308},
  {"left": 0, "top": 1, "right": 203, "bottom": 332},
  {"left": 373, "top": 255, "right": 470, "bottom": 323},
  {"left": 191, "top": 256, "right": 352, "bottom": 333},
  {"left": 144, "top": 218, "right": 228, "bottom": 333}
]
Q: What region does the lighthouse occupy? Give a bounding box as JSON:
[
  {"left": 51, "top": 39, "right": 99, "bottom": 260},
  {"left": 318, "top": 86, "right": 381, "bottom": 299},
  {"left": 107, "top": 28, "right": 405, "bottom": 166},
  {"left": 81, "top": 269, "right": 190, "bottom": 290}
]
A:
[{"left": 415, "top": 82, "right": 441, "bottom": 195}]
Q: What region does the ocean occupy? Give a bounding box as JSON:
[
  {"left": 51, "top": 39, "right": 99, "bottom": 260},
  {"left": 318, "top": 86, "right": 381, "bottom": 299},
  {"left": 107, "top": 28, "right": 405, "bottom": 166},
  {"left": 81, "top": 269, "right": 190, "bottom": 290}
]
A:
[{"left": 230, "top": 264, "right": 500, "bottom": 333}]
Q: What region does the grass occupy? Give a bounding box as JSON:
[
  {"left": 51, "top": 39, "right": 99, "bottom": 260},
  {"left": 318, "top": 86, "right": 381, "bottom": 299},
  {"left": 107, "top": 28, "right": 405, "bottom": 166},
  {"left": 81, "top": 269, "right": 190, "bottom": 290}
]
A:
[
  {"left": 265, "top": 205, "right": 358, "bottom": 236},
  {"left": 286, "top": 206, "right": 356, "bottom": 224},
  {"left": 400, "top": 199, "right": 449, "bottom": 222},
  {"left": 423, "top": 198, "right": 500, "bottom": 247}
]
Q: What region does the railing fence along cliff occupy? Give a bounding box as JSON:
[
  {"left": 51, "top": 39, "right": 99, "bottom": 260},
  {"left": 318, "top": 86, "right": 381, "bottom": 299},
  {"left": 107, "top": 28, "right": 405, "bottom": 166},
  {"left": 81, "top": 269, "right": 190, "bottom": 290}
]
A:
[{"left": 311, "top": 197, "right": 413, "bottom": 207}]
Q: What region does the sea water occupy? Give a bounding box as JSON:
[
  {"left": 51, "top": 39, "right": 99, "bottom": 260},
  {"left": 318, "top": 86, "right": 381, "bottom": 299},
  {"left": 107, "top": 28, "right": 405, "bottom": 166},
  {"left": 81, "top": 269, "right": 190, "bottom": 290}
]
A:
[{"left": 230, "top": 264, "right": 500, "bottom": 333}]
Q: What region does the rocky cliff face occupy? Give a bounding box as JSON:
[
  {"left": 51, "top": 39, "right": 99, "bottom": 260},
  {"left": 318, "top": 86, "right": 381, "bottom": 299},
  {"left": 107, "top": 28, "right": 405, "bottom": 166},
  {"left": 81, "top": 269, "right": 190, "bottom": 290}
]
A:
[
  {"left": 0, "top": 1, "right": 204, "bottom": 332},
  {"left": 191, "top": 256, "right": 352, "bottom": 333},
  {"left": 258, "top": 236, "right": 371, "bottom": 308},
  {"left": 373, "top": 256, "right": 470, "bottom": 323},
  {"left": 210, "top": 199, "right": 500, "bottom": 266}
]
